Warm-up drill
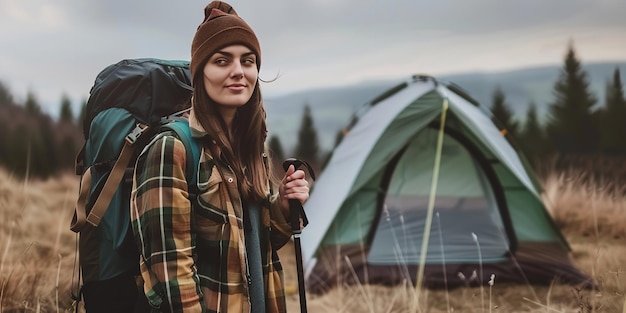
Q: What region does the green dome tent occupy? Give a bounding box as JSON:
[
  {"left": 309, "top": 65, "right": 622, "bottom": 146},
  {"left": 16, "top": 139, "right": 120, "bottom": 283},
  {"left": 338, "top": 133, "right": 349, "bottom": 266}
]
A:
[{"left": 302, "top": 75, "right": 592, "bottom": 293}]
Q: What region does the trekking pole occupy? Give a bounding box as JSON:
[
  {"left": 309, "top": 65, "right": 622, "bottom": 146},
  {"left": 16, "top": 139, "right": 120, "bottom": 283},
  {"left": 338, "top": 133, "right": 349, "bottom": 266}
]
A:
[{"left": 282, "top": 158, "right": 316, "bottom": 313}]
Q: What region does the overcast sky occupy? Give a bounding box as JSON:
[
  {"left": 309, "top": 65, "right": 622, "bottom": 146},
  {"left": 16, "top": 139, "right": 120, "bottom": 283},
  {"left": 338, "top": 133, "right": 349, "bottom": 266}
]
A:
[{"left": 1, "top": 0, "right": 625, "bottom": 117}]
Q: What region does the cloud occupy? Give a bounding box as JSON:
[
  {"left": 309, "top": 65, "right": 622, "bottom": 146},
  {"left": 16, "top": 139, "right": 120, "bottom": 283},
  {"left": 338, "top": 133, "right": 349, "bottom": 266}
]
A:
[
  {"left": 1, "top": 1, "right": 70, "bottom": 31},
  {"left": 0, "top": 0, "right": 624, "bottom": 116}
]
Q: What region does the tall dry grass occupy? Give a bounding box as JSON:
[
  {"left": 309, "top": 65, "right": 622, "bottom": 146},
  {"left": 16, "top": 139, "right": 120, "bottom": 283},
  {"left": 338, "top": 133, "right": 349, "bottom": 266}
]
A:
[
  {"left": 278, "top": 168, "right": 626, "bottom": 313},
  {"left": 0, "top": 166, "right": 624, "bottom": 312},
  {"left": 0, "top": 168, "right": 78, "bottom": 312}
]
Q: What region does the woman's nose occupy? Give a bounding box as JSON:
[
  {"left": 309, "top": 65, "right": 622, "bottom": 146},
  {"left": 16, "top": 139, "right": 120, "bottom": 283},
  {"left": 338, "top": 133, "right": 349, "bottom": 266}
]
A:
[{"left": 231, "top": 61, "right": 244, "bottom": 78}]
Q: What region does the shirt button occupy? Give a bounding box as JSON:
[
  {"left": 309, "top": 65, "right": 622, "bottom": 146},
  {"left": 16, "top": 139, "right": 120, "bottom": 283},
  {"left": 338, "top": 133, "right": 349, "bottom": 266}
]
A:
[{"left": 227, "top": 177, "right": 234, "bottom": 183}]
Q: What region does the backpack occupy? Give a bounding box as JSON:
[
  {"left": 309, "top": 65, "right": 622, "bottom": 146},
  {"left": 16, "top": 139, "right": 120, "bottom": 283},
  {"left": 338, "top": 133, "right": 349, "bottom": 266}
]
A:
[{"left": 70, "top": 58, "right": 201, "bottom": 287}]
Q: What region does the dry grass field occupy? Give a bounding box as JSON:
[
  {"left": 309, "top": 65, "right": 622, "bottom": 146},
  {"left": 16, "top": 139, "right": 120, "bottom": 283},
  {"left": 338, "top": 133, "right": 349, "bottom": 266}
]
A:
[{"left": 0, "top": 167, "right": 624, "bottom": 312}]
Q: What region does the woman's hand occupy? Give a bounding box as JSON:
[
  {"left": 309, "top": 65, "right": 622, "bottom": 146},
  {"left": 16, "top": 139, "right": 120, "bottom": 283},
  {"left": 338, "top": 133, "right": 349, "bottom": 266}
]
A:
[{"left": 278, "top": 165, "right": 310, "bottom": 215}]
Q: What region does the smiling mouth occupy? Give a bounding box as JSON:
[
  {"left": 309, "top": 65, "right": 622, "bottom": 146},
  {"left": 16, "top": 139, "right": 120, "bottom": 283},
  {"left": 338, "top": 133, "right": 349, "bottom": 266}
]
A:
[{"left": 226, "top": 84, "right": 246, "bottom": 89}]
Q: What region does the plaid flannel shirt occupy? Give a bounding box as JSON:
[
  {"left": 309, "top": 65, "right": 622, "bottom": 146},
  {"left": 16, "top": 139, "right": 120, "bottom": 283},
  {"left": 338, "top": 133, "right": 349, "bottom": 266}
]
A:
[{"left": 131, "top": 116, "right": 292, "bottom": 313}]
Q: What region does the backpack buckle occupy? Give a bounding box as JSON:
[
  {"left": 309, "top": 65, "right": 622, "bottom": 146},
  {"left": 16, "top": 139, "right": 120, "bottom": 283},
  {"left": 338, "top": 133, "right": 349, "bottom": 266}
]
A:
[{"left": 126, "top": 123, "right": 148, "bottom": 144}]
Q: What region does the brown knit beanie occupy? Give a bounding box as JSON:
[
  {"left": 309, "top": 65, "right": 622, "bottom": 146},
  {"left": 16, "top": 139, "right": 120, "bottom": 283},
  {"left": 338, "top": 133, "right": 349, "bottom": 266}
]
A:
[{"left": 190, "top": 1, "right": 261, "bottom": 81}]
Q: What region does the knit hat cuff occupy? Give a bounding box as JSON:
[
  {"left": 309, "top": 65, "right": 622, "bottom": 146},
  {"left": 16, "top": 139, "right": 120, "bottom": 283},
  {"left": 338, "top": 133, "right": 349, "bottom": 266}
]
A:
[
  {"left": 190, "top": 6, "right": 261, "bottom": 80},
  {"left": 191, "top": 26, "right": 260, "bottom": 79}
]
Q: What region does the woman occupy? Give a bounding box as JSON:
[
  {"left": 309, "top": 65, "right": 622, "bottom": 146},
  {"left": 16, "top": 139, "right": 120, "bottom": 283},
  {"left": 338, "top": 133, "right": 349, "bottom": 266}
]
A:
[{"left": 130, "top": 2, "right": 310, "bottom": 312}]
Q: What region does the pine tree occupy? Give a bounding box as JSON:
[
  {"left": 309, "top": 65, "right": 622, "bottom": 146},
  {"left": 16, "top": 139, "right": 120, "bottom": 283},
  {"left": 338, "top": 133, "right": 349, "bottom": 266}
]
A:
[
  {"left": 0, "top": 123, "right": 7, "bottom": 164},
  {"left": 25, "top": 90, "right": 41, "bottom": 116},
  {"left": 519, "top": 102, "right": 549, "bottom": 163},
  {"left": 7, "top": 124, "right": 30, "bottom": 177},
  {"left": 59, "top": 93, "right": 74, "bottom": 123},
  {"left": 26, "top": 116, "right": 57, "bottom": 178},
  {"left": 294, "top": 104, "right": 320, "bottom": 166},
  {"left": 77, "top": 98, "right": 87, "bottom": 129},
  {"left": 599, "top": 68, "right": 626, "bottom": 155},
  {"left": 490, "top": 86, "right": 519, "bottom": 137},
  {"left": 0, "top": 81, "right": 13, "bottom": 106},
  {"left": 545, "top": 43, "right": 599, "bottom": 155},
  {"left": 268, "top": 135, "right": 284, "bottom": 161}
]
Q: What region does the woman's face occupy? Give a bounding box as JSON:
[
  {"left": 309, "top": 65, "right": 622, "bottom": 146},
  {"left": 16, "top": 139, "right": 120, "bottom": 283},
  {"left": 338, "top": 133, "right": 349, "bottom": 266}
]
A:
[{"left": 203, "top": 44, "right": 258, "bottom": 111}]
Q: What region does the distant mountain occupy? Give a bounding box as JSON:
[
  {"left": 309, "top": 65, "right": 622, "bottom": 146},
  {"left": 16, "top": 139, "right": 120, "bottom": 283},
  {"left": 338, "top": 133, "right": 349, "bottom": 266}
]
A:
[{"left": 265, "top": 61, "right": 626, "bottom": 153}]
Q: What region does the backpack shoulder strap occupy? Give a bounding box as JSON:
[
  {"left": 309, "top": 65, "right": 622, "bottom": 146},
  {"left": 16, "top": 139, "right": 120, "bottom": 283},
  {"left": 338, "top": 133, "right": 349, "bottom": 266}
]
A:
[{"left": 162, "top": 119, "right": 201, "bottom": 191}]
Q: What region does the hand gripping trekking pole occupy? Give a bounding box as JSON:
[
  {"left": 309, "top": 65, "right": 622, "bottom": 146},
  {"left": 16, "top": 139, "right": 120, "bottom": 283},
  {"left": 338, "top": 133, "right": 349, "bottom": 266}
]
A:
[{"left": 282, "top": 158, "right": 316, "bottom": 313}]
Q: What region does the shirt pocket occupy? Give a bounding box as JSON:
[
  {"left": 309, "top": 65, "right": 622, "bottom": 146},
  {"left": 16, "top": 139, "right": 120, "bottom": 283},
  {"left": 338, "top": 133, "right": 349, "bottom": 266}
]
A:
[
  {"left": 194, "top": 175, "right": 232, "bottom": 280},
  {"left": 195, "top": 168, "right": 230, "bottom": 242}
]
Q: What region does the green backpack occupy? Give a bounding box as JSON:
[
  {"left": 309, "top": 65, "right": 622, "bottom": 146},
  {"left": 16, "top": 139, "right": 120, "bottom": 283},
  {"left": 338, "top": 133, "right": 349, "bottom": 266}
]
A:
[{"left": 70, "top": 59, "right": 201, "bottom": 286}]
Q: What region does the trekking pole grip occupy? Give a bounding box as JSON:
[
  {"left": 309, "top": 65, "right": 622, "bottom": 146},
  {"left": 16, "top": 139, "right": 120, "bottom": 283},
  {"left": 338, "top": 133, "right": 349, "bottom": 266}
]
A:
[{"left": 281, "top": 158, "right": 315, "bottom": 231}]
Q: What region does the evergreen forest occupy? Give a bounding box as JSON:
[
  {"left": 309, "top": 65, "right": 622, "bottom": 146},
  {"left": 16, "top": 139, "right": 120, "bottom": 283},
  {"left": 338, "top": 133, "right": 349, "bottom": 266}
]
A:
[{"left": 0, "top": 43, "right": 624, "bottom": 182}]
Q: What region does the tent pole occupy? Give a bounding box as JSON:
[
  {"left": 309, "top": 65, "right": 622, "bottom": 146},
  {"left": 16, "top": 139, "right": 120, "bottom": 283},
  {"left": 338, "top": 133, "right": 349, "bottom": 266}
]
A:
[{"left": 412, "top": 96, "right": 449, "bottom": 312}]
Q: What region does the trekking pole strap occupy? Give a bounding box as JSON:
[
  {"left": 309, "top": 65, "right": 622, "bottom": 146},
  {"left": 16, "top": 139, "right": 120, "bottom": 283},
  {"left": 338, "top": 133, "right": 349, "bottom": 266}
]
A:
[{"left": 289, "top": 199, "right": 309, "bottom": 232}]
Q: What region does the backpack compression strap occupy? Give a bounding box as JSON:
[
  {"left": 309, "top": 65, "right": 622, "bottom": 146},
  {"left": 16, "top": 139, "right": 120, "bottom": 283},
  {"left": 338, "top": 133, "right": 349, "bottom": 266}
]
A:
[{"left": 70, "top": 123, "right": 148, "bottom": 232}]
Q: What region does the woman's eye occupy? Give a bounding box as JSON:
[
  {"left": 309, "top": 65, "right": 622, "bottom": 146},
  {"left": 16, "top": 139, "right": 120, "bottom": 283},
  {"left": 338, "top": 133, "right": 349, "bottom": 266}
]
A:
[
  {"left": 243, "top": 57, "right": 256, "bottom": 65},
  {"left": 214, "top": 58, "right": 228, "bottom": 65}
]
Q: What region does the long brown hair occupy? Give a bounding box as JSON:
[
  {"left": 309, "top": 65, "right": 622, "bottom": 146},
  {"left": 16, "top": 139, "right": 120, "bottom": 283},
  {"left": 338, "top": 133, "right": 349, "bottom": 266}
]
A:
[{"left": 192, "top": 71, "right": 270, "bottom": 203}]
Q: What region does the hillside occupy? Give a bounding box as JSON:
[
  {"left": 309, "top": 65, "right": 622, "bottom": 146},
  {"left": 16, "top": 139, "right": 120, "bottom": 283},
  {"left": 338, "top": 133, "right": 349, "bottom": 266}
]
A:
[
  {"left": 265, "top": 61, "right": 626, "bottom": 153},
  {"left": 1, "top": 61, "right": 624, "bottom": 160},
  {"left": 1, "top": 165, "right": 624, "bottom": 312}
]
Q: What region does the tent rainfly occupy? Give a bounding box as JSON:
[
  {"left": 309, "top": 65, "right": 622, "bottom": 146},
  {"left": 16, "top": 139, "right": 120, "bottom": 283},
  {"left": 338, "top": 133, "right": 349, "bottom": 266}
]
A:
[{"left": 302, "top": 75, "right": 592, "bottom": 293}]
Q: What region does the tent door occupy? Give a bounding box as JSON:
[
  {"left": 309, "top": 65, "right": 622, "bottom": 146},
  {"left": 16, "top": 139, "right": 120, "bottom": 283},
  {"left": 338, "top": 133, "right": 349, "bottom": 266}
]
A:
[{"left": 367, "top": 127, "right": 513, "bottom": 265}]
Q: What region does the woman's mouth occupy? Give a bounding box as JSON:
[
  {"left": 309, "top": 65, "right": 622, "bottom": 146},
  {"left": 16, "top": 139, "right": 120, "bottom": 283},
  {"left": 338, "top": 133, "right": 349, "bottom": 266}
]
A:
[{"left": 227, "top": 84, "right": 245, "bottom": 91}]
